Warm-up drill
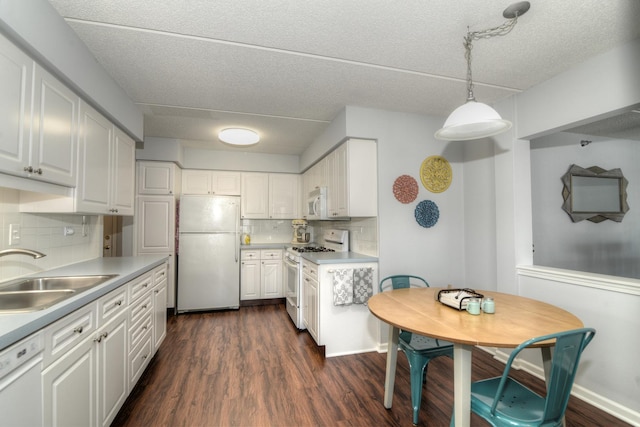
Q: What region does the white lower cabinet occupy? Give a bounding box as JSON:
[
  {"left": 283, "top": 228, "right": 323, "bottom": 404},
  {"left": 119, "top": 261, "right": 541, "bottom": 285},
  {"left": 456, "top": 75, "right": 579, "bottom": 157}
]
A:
[
  {"left": 302, "top": 260, "right": 319, "bottom": 342},
  {"left": 240, "top": 249, "right": 283, "bottom": 300},
  {"left": 40, "top": 261, "right": 168, "bottom": 426},
  {"left": 152, "top": 267, "right": 168, "bottom": 350},
  {"left": 303, "top": 260, "right": 379, "bottom": 357},
  {"left": 42, "top": 330, "right": 96, "bottom": 427},
  {"left": 97, "top": 310, "right": 128, "bottom": 427}
]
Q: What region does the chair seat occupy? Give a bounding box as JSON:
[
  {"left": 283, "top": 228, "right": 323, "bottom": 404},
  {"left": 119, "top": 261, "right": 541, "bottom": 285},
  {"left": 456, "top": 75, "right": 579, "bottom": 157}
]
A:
[
  {"left": 405, "top": 334, "right": 453, "bottom": 352},
  {"left": 471, "top": 377, "right": 554, "bottom": 427}
]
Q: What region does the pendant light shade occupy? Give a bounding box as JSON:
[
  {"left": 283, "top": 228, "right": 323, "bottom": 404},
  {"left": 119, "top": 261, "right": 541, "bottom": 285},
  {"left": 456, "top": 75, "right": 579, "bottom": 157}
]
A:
[
  {"left": 434, "top": 100, "right": 512, "bottom": 141},
  {"left": 434, "top": 1, "right": 529, "bottom": 141}
]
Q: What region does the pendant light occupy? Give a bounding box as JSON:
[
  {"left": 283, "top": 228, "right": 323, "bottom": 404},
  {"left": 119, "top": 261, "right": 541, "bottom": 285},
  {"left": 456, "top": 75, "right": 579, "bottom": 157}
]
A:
[{"left": 435, "top": 1, "right": 530, "bottom": 141}]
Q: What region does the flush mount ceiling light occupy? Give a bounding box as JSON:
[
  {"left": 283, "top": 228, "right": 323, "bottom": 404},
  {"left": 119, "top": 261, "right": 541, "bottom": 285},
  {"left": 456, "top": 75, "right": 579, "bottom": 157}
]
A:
[
  {"left": 435, "top": 1, "right": 530, "bottom": 141},
  {"left": 218, "top": 128, "right": 260, "bottom": 145}
]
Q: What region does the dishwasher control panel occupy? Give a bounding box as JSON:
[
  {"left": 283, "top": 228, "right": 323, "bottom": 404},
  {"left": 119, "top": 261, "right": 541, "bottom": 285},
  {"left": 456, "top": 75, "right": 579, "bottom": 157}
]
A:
[{"left": 0, "top": 333, "right": 43, "bottom": 379}]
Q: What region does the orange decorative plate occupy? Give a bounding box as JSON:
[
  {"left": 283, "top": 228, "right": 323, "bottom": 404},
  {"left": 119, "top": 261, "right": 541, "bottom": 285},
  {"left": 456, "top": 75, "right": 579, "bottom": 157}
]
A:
[
  {"left": 393, "top": 175, "right": 419, "bottom": 204},
  {"left": 420, "top": 155, "right": 452, "bottom": 193}
]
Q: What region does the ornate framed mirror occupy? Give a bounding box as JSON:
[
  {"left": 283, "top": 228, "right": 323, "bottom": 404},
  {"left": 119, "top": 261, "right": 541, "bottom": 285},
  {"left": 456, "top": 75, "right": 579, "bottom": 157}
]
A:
[{"left": 561, "top": 164, "right": 629, "bottom": 223}]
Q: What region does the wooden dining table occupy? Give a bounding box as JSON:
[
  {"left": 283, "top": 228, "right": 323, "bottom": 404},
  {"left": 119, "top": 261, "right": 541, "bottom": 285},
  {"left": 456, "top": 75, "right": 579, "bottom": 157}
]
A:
[{"left": 367, "top": 287, "right": 584, "bottom": 427}]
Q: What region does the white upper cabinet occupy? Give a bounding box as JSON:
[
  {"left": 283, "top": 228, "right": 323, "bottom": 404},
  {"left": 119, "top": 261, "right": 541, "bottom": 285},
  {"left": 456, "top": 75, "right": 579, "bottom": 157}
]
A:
[
  {"left": 269, "top": 173, "right": 300, "bottom": 219},
  {"left": 241, "top": 173, "right": 269, "bottom": 219},
  {"left": 0, "top": 34, "right": 32, "bottom": 176},
  {"left": 326, "top": 139, "right": 377, "bottom": 218},
  {"left": 76, "top": 101, "right": 112, "bottom": 212},
  {"left": 0, "top": 34, "right": 78, "bottom": 187},
  {"left": 111, "top": 127, "right": 135, "bottom": 215},
  {"left": 182, "top": 170, "right": 241, "bottom": 195},
  {"left": 136, "top": 196, "right": 175, "bottom": 253},
  {"left": 137, "top": 161, "right": 180, "bottom": 195},
  {"left": 241, "top": 173, "right": 300, "bottom": 219},
  {"left": 303, "top": 157, "right": 327, "bottom": 196},
  {"left": 75, "top": 102, "right": 135, "bottom": 215}
]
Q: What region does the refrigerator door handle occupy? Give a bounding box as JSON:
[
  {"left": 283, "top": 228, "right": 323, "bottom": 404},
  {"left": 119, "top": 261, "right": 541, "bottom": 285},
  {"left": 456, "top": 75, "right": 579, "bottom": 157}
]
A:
[{"left": 235, "top": 202, "right": 239, "bottom": 263}]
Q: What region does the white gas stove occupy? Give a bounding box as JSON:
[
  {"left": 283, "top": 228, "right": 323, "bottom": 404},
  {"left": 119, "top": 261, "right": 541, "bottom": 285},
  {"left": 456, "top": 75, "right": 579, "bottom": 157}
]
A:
[{"left": 284, "top": 229, "right": 349, "bottom": 329}]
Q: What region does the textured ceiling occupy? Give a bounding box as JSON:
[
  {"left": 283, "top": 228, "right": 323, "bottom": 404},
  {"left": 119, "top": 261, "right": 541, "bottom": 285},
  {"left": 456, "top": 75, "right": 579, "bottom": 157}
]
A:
[{"left": 48, "top": 0, "right": 640, "bottom": 153}]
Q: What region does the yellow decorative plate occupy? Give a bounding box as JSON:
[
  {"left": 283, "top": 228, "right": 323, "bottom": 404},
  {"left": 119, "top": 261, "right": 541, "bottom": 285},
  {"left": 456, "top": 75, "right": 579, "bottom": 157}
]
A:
[{"left": 420, "top": 155, "right": 452, "bottom": 193}]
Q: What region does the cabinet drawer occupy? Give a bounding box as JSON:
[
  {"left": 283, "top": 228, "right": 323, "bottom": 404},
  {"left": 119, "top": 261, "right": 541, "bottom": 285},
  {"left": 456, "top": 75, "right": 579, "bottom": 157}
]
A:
[
  {"left": 130, "top": 292, "right": 153, "bottom": 327},
  {"left": 43, "top": 303, "right": 96, "bottom": 367},
  {"left": 129, "top": 271, "right": 153, "bottom": 302},
  {"left": 129, "top": 311, "right": 152, "bottom": 351},
  {"left": 153, "top": 263, "right": 168, "bottom": 283},
  {"left": 302, "top": 260, "right": 318, "bottom": 280},
  {"left": 241, "top": 250, "right": 259, "bottom": 261},
  {"left": 97, "top": 286, "right": 127, "bottom": 326},
  {"left": 129, "top": 335, "right": 153, "bottom": 389},
  {"left": 260, "top": 249, "right": 282, "bottom": 260}
]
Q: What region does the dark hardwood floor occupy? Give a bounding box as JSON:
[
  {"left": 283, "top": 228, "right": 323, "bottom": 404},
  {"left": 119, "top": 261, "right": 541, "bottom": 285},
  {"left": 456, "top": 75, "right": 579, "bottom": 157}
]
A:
[{"left": 112, "top": 304, "right": 629, "bottom": 427}]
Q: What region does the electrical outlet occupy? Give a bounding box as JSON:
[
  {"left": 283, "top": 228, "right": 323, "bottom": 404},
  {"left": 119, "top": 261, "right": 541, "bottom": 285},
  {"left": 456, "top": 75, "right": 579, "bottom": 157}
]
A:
[{"left": 9, "top": 224, "right": 21, "bottom": 246}]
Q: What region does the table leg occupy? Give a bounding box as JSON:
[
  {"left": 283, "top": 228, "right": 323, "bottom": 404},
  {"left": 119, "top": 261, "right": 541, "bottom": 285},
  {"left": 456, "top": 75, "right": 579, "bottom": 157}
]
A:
[
  {"left": 453, "top": 344, "right": 472, "bottom": 427},
  {"left": 383, "top": 325, "right": 399, "bottom": 408}
]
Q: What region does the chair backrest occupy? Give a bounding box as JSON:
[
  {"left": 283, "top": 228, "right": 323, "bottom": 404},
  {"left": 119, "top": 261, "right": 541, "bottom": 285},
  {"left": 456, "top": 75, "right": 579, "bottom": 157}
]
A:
[
  {"left": 379, "top": 275, "right": 429, "bottom": 293},
  {"left": 491, "top": 328, "right": 596, "bottom": 424}
]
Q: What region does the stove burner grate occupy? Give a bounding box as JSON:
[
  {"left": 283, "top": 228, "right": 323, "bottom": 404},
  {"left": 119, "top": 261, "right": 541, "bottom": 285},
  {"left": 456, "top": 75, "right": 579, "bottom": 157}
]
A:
[{"left": 291, "top": 246, "right": 335, "bottom": 253}]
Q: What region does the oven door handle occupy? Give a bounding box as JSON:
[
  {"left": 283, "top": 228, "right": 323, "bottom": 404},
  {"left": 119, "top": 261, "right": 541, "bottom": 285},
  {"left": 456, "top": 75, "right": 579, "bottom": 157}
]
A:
[{"left": 284, "top": 257, "right": 298, "bottom": 269}]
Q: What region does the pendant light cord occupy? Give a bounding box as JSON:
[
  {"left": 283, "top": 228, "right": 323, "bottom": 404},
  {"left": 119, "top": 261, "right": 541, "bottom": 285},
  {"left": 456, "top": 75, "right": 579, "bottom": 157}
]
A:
[{"left": 464, "top": 14, "right": 522, "bottom": 102}]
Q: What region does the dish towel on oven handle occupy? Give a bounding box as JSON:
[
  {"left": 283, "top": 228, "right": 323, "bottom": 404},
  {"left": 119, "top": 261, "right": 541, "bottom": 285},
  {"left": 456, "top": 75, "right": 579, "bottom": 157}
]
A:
[{"left": 332, "top": 268, "right": 374, "bottom": 306}]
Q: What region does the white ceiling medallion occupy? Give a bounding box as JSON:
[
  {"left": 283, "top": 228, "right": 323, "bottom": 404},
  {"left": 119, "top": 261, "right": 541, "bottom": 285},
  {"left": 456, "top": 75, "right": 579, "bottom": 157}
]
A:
[
  {"left": 435, "top": 1, "right": 530, "bottom": 141},
  {"left": 218, "top": 128, "right": 260, "bottom": 146}
]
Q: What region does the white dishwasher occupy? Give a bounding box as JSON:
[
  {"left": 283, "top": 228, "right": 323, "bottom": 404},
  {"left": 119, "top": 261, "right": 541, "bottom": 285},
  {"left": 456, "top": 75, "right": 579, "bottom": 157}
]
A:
[{"left": 0, "top": 332, "right": 43, "bottom": 427}]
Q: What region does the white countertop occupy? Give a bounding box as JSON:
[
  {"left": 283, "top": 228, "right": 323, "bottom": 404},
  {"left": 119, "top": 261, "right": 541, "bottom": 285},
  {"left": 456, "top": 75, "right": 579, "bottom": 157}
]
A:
[
  {"left": 301, "top": 251, "right": 378, "bottom": 264},
  {"left": 0, "top": 255, "right": 168, "bottom": 351}
]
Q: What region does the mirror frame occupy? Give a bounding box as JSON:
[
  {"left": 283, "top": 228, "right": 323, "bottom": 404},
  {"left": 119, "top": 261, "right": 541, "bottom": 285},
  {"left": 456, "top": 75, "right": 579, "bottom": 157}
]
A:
[{"left": 561, "top": 164, "right": 629, "bottom": 223}]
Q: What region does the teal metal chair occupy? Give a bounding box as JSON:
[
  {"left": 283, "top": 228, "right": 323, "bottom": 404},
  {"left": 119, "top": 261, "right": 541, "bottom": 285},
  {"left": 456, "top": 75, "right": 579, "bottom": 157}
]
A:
[
  {"left": 379, "top": 275, "right": 453, "bottom": 425},
  {"left": 450, "top": 327, "right": 596, "bottom": 427}
]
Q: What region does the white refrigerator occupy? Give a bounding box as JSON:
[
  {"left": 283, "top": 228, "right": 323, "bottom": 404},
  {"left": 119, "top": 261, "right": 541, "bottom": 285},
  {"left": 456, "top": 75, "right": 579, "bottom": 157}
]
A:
[{"left": 177, "top": 195, "right": 240, "bottom": 312}]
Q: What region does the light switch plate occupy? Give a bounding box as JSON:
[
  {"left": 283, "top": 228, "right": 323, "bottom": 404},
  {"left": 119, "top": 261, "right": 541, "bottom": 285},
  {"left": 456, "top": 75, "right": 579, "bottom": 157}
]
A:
[{"left": 9, "top": 224, "right": 20, "bottom": 246}]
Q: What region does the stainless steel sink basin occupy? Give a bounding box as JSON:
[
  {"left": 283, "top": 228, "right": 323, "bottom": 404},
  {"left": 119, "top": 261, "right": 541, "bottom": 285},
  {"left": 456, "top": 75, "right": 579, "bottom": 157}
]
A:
[
  {"left": 0, "top": 274, "right": 118, "bottom": 313},
  {"left": 0, "top": 274, "right": 118, "bottom": 293},
  {"left": 0, "top": 290, "right": 76, "bottom": 313}
]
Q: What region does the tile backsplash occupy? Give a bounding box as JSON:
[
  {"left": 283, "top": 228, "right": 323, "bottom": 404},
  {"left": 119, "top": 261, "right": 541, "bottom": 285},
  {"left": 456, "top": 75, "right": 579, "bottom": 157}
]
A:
[
  {"left": 0, "top": 188, "right": 101, "bottom": 282},
  {"left": 242, "top": 217, "right": 378, "bottom": 257}
]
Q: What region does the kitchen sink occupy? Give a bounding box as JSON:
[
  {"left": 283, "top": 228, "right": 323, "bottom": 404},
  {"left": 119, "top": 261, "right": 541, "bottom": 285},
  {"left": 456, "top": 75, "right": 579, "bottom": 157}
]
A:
[
  {"left": 0, "top": 274, "right": 118, "bottom": 293},
  {"left": 0, "top": 274, "right": 118, "bottom": 313},
  {"left": 0, "top": 290, "right": 76, "bottom": 313}
]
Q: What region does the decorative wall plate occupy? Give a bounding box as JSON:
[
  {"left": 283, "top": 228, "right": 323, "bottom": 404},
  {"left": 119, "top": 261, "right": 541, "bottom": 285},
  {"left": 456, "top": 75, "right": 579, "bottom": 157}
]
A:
[
  {"left": 415, "top": 200, "right": 439, "bottom": 228},
  {"left": 392, "top": 175, "right": 419, "bottom": 204},
  {"left": 420, "top": 155, "right": 452, "bottom": 193}
]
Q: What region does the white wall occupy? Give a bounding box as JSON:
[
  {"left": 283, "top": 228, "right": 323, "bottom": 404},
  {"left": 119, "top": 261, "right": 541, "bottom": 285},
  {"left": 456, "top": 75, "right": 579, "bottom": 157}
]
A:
[
  {"left": 136, "top": 137, "right": 185, "bottom": 167},
  {"left": 531, "top": 132, "right": 640, "bottom": 278},
  {"left": 0, "top": 188, "right": 101, "bottom": 282},
  {"left": 344, "top": 107, "right": 467, "bottom": 288},
  {"left": 501, "top": 37, "right": 640, "bottom": 423},
  {"left": 183, "top": 148, "right": 300, "bottom": 173}
]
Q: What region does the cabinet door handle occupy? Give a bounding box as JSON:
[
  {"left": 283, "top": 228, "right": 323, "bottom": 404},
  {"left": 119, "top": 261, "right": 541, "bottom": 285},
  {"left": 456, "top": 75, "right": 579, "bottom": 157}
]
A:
[
  {"left": 23, "top": 166, "right": 33, "bottom": 173},
  {"left": 94, "top": 335, "right": 102, "bottom": 343},
  {"left": 73, "top": 326, "right": 83, "bottom": 334},
  {"left": 34, "top": 168, "right": 43, "bottom": 175},
  {"left": 115, "top": 300, "right": 123, "bottom": 306}
]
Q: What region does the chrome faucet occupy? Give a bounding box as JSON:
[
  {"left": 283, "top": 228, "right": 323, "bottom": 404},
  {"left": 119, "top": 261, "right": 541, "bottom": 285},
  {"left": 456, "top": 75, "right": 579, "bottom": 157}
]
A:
[{"left": 0, "top": 248, "right": 47, "bottom": 259}]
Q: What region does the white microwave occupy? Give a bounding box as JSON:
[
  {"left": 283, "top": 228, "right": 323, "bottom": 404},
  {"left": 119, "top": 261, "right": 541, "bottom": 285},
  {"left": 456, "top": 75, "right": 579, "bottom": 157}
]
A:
[{"left": 307, "top": 187, "right": 327, "bottom": 220}]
